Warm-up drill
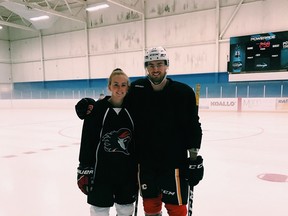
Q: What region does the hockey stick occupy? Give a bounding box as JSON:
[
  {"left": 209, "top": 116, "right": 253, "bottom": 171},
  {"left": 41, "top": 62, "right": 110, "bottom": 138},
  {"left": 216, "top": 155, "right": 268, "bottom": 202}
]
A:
[
  {"left": 188, "top": 84, "right": 200, "bottom": 216},
  {"left": 188, "top": 186, "right": 194, "bottom": 216}
]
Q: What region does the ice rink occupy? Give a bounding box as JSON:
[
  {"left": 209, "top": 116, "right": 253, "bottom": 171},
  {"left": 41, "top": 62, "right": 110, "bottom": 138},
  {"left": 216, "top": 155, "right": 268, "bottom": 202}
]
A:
[{"left": 0, "top": 103, "right": 288, "bottom": 216}]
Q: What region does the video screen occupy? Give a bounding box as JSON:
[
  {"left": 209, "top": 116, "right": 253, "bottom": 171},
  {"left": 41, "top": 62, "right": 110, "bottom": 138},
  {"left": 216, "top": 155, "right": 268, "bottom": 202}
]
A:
[{"left": 229, "top": 31, "right": 288, "bottom": 73}]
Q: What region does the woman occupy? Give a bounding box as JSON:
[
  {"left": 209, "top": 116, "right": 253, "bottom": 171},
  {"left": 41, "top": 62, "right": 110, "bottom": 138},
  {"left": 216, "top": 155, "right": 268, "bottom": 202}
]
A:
[{"left": 77, "top": 68, "right": 138, "bottom": 216}]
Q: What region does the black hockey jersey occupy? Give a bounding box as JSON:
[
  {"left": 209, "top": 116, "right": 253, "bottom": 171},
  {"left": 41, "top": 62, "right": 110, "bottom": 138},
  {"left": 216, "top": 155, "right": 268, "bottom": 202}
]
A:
[
  {"left": 79, "top": 96, "right": 136, "bottom": 184},
  {"left": 125, "top": 78, "right": 202, "bottom": 169}
]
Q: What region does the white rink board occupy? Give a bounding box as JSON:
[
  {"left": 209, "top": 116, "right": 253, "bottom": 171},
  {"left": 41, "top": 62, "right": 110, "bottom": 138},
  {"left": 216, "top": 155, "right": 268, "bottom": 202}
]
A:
[{"left": 200, "top": 97, "right": 288, "bottom": 112}]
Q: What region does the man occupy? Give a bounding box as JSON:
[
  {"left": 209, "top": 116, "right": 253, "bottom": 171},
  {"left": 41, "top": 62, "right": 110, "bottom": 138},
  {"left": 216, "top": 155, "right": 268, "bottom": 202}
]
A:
[
  {"left": 98, "top": 93, "right": 105, "bottom": 100},
  {"left": 76, "top": 47, "right": 203, "bottom": 216}
]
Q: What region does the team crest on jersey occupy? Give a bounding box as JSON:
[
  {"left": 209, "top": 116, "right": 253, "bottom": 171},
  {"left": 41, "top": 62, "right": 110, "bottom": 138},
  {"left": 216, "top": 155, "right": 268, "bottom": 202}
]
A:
[{"left": 102, "top": 128, "right": 131, "bottom": 155}]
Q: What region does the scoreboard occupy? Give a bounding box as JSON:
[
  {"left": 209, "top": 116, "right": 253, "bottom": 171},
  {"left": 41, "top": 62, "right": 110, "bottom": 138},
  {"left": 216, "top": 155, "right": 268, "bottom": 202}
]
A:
[{"left": 229, "top": 31, "right": 288, "bottom": 73}]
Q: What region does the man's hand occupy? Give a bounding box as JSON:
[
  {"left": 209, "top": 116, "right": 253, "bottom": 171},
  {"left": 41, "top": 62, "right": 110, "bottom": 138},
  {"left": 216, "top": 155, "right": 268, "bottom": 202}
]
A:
[
  {"left": 75, "top": 98, "right": 96, "bottom": 119},
  {"left": 186, "top": 155, "right": 204, "bottom": 186}
]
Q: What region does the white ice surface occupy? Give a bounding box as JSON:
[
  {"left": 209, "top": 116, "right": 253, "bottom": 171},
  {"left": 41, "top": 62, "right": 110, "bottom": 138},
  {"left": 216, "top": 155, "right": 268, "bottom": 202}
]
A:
[{"left": 0, "top": 108, "right": 288, "bottom": 216}]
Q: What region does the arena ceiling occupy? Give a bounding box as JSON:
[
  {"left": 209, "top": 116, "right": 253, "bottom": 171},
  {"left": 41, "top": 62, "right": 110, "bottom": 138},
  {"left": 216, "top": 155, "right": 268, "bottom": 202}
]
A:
[
  {"left": 0, "top": 0, "right": 264, "bottom": 32},
  {"left": 0, "top": 0, "right": 143, "bottom": 31}
]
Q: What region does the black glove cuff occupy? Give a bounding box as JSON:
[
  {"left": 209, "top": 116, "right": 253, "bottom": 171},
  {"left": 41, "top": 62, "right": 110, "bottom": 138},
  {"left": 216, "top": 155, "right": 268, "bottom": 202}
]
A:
[
  {"left": 75, "top": 98, "right": 95, "bottom": 119},
  {"left": 186, "top": 155, "right": 204, "bottom": 186}
]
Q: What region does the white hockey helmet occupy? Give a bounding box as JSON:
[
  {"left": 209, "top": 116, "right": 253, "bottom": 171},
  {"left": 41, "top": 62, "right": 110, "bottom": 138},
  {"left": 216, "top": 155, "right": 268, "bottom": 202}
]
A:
[{"left": 144, "top": 46, "right": 169, "bottom": 67}]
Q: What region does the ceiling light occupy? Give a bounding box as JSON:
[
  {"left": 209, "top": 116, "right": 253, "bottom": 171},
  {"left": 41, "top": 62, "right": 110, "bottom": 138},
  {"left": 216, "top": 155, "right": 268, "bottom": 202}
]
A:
[
  {"left": 30, "top": 15, "right": 49, "bottom": 21},
  {"left": 86, "top": 3, "right": 109, "bottom": 12},
  {"left": 0, "top": 26, "right": 3, "bottom": 29}
]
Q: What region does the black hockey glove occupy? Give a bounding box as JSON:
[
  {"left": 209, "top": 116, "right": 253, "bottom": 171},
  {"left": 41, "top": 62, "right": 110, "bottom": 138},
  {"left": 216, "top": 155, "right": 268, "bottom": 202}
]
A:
[
  {"left": 75, "top": 98, "right": 96, "bottom": 119},
  {"left": 186, "top": 155, "right": 204, "bottom": 186},
  {"left": 77, "top": 166, "right": 94, "bottom": 195}
]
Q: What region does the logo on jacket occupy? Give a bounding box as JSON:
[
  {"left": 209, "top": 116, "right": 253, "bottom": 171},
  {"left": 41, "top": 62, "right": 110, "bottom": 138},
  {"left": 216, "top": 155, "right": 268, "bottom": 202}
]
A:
[{"left": 102, "top": 128, "right": 131, "bottom": 155}]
